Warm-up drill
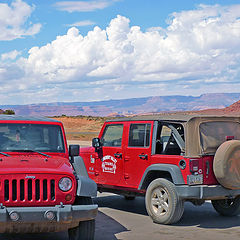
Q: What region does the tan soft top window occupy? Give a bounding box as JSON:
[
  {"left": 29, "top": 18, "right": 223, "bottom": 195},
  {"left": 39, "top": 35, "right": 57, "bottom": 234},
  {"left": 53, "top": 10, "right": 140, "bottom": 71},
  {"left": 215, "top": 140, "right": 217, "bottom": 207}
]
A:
[{"left": 199, "top": 121, "right": 240, "bottom": 154}]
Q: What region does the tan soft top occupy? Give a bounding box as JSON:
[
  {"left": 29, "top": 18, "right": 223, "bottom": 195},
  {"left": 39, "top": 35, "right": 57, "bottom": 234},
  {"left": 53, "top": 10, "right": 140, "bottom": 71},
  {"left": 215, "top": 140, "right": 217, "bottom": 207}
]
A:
[
  {"left": 186, "top": 116, "right": 240, "bottom": 157},
  {"left": 107, "top": 114, "right": 197, "bottom": 122},
  {"left": 108, "top": 114, "right": 240, "bottom": 157}
]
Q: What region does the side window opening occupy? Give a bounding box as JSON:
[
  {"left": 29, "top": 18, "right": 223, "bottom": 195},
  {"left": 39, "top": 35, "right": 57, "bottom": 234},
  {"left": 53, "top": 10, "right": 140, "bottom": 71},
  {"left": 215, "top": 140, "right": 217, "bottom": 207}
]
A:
[
  {"left": 101, "top": 124, "right": 123, "bottom": 147},
  {"left": 155, "top": 123, "right": 185, "bottom": 155},
  {"left": 128, "top": 124, "right": 151, "bottom": 147}
]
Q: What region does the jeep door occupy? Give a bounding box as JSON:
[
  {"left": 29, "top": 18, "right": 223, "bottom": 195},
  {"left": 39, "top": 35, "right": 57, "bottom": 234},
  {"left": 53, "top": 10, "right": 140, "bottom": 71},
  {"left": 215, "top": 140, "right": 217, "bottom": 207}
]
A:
[
  {"left": 123, "top": 121, "right": 153, "bottom": 188},
  {"left": 96, "top": 122, "right": 126, "bottom": 185}
]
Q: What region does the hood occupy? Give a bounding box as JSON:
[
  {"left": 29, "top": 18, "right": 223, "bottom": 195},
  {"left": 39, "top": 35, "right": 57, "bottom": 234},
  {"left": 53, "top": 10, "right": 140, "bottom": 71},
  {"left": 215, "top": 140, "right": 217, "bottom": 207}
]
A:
[
  {"left": 80, "top": 146, "right": 95, "bottom": 154},
  {"left": 0, "top": 154, "right": 73, "bottom": 175}
]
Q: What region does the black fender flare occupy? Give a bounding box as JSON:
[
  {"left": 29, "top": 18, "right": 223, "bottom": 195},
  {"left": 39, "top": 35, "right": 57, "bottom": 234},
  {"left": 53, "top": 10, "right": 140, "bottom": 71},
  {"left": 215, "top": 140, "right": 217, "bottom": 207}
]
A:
[
  {"left": 72, "top": 156, "right": 97, "bottom": 197},
  {"left": 138, "top": 164, "right": 185, "bottom": 190}
]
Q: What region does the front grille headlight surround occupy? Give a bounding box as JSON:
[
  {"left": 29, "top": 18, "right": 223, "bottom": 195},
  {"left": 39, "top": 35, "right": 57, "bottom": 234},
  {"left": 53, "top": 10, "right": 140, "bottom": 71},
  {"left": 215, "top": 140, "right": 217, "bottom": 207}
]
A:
[{"left": 58, "top": 177, "right": 72, "bottom": 192}]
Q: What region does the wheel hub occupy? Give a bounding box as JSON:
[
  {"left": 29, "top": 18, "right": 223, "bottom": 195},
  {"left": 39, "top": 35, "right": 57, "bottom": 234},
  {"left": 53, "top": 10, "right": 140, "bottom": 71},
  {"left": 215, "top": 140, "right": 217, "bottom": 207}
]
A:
[{"left": 151, "top": 187, "right": 169, "bottom": 216}]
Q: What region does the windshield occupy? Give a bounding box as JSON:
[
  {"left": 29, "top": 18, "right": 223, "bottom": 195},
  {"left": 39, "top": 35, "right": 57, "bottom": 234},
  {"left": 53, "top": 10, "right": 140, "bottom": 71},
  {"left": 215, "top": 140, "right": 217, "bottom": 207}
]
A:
[
  {"left": 199, "top": 121, "right": 240, "bottom": 154},
  {"left": 0, "top": 123, "right": 65, "bottom": 152}
]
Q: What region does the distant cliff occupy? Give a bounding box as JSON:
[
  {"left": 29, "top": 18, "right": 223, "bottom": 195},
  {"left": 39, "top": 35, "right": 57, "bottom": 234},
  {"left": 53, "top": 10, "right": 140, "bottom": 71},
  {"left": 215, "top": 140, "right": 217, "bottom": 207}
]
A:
[{"left": 1, "top": 93, "right": 240, "bottom": 116}]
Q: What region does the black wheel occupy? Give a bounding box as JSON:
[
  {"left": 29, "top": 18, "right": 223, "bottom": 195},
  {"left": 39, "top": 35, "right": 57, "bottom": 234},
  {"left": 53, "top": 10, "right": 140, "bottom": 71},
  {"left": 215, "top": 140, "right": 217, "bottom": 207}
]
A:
[
  {"left": 145, "top": 178, "right": 184, "bottom": 224},
  {"left": 68, "top": 197, "right": 95, "bottom": 240},
  {"left": 212, "top": 196, "right": 240, "bottom": 216},
  {"left": 68, "top": 220, "right": 95, "bottom": 240},
  {"left": 124, "top": 196, "right": 135, "bottom": 200}
]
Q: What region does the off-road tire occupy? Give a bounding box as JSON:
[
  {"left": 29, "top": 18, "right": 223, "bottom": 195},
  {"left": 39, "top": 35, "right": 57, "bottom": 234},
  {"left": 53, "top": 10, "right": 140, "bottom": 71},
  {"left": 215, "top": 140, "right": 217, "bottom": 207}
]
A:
[
  {"left": 145, "top": 178, "right": 184, "bottom": 225},
  {"left": 213, "top": 140, "right": 240, "bottom": 189},
  {"left": 68, "top": 197, "right": 95, "bottom": 240},
  {"left": 212, "top": 196, "right": 240, "bottom": 216}
]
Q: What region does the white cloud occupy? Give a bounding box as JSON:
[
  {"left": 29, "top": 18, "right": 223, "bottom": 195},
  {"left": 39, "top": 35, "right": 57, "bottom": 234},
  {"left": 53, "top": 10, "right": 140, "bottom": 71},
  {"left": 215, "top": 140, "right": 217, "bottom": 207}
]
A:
[
  {"left": 66, "top": 20, "right": 96, "bottom": 27},
  {"left": 0, "top": 0, "right": 41, "bottom": 41},
  {"left": 2, "top": 4, "right": 240, "bottom": 104},
  {"left": 1, "top": 50, "right": 21, "bottom": 61},
  {"left": 55, "top": 0, "right": 116, "bottom": 12}
]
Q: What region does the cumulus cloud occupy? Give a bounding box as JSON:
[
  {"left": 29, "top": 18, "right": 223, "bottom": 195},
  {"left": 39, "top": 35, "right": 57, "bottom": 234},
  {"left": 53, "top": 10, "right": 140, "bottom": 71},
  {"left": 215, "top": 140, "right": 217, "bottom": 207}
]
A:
[
  {"left": 0, "top": 0, "right": 41, "bottom": 41},
  {"left": 2, "top": 4, "right": 240, "bottom": 104},
  {"left": 1, "top": 50, "right": 21, "bottom": 61},
  {"left": 55, "top": 0, "right": 117, "bottom": 12}
]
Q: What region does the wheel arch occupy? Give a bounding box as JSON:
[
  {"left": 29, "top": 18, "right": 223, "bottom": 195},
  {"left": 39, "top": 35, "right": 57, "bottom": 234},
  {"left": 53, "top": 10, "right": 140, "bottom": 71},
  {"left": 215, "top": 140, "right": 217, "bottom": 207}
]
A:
[{"left": 138, "top": 164, "right": 185, "bottom": 190}]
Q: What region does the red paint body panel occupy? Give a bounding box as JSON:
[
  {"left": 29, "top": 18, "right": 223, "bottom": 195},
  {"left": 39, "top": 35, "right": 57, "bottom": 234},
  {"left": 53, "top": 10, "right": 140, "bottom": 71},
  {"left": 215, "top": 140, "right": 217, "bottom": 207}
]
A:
[
  {"left": 150, "top": 155, "right": 189, "bottom": 183},
  {"left": 202, "top": 156, "right": 217, "bottom": 184},
  {"left": 123, "top": 121, "right": 153, "bottom": 188}
]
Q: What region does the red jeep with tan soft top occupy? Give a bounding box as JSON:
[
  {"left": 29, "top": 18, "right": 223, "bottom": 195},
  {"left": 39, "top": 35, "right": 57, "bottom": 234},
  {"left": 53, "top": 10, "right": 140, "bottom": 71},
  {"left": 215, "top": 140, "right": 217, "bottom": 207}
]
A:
[
  {"left": 0, "top": 115, "right": 97, "bottom": 239},
  {"left": 80, "top": 114, "right": 240, "bottom": 224}
]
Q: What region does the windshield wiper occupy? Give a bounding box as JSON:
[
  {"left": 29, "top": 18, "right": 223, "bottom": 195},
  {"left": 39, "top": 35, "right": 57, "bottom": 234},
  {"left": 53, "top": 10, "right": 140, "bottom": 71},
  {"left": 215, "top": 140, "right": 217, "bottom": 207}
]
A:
[
  {"left": 0, "top": 152, "right": 10, "bottom": 157},
  {"left": 18, "top": 150, "right": 51, "bottom": 158}
]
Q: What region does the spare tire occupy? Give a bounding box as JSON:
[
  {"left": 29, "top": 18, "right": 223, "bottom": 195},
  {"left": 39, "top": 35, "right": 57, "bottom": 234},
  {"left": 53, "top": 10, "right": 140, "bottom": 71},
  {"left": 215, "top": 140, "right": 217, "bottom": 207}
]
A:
[{"left": 213, "top": 140, "right": 240, "bottom": 189}]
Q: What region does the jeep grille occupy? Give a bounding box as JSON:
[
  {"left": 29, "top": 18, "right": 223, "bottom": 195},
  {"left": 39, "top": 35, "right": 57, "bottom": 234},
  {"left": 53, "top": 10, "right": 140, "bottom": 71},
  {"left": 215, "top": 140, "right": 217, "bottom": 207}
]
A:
[{"left": 4, "top": 178, "right": 56, "bottom": 202}]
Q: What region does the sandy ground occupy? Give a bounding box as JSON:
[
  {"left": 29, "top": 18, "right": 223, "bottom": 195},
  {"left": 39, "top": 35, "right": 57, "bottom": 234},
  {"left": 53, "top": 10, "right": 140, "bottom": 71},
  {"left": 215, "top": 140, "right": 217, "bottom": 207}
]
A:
[{"left": 67, "top": 140, "right": 91, "bottom": 147}]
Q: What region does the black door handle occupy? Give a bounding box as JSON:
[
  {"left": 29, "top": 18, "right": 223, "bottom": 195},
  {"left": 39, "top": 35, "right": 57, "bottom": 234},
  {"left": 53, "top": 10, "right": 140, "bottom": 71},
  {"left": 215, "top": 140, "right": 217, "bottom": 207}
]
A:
[
  {"left": 114, "top": 153, "right": 122, "bottom": 158},
  {"left": 139, "top": 154, "right": 148, "bottom": 160}
]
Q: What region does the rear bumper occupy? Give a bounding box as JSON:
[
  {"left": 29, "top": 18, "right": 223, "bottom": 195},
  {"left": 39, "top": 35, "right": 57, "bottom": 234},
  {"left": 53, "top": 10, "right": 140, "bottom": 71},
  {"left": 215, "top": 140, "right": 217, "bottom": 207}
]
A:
[
  {"left": 176, "top": 185, "right": 240, "bottom": 200},
  {"left": 0, "top": 204, "right": 98, "bottom": 233}
]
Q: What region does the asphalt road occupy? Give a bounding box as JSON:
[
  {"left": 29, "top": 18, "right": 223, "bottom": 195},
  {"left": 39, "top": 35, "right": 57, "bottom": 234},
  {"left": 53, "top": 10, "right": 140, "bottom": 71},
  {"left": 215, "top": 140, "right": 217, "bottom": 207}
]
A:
[{"left": 1, "top": 192, "right": 240, "bottom": 240}]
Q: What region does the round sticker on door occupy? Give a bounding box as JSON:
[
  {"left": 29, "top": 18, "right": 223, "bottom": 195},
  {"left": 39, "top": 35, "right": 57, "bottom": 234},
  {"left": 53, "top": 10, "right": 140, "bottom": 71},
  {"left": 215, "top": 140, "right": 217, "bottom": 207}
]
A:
[{"left": 102, "top": 155, "right": 117, "bottom": 174}]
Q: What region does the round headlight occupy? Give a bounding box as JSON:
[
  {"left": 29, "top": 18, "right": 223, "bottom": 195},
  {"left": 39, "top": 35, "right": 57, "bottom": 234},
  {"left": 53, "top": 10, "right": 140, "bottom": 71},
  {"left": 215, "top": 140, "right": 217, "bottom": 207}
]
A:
[{"left": 59, "top": 177, "right": 72, "bottom": 192}]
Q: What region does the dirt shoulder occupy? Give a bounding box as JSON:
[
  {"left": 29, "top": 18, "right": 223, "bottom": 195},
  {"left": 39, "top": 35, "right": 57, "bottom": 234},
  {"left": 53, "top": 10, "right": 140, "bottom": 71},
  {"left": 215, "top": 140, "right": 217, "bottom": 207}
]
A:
[{"left": 51, "top": 116, "right": 106, "bottom": 141}]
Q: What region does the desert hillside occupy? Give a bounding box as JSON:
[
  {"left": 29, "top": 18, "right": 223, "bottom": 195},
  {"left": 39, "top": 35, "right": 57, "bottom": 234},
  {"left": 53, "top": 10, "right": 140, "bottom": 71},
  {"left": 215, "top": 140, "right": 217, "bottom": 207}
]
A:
[{"left": 223, "top": 100, "right": 240, "bottom": 114}]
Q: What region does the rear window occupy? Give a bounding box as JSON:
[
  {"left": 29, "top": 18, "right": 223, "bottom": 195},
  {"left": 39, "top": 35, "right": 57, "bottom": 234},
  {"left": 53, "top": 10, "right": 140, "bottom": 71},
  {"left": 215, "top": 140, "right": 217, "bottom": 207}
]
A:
[{"left": 199, "top": 121, "right": 240, "bottom": 154}]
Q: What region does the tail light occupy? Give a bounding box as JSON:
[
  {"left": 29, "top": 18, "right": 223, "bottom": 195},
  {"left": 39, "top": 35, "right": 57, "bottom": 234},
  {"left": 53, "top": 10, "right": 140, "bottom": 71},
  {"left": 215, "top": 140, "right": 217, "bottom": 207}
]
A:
[
  {"left": 226, "top": 136, "right": 234, "bottom": 141},
  {"left": 189, "top": 159, "right": 199, "bottom": 173},
  {"left": 188, "top": 158, "right": 203, "bottom": 185}
]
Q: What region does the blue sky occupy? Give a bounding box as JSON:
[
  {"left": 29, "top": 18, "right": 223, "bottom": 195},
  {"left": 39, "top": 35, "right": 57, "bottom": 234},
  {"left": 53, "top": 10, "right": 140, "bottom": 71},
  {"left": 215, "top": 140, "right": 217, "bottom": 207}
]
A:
[{"left": 1, "top": 0, "right": 240, "bottom": 104}]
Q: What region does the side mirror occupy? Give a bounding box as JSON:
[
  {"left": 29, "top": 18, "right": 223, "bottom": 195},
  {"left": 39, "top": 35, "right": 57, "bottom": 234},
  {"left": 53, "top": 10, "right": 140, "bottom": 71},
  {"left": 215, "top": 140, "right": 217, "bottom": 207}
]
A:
[
  {"left": 92, "top": 138, "right": 101, "bottom": 152},
  {"left": 69, "top": 144, "right": 80, "bottom": 157}
]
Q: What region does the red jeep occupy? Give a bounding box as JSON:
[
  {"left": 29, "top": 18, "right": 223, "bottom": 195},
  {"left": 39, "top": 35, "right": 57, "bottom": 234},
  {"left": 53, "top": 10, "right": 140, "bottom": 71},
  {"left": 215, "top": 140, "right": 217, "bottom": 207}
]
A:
[
  {"left": 81, "top": 114, "right": 240, "bottom": 224},
  {"left": 0, "top": 115, "right": 97, "bottom": 239}
]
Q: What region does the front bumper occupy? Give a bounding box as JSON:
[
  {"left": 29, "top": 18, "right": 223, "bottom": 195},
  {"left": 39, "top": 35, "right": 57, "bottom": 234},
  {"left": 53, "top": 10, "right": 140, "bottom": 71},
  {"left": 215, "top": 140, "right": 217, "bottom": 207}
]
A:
[
  {"left": 176, "top": 184, "right": 240, "bottom": 200},
  {"left": 0, "top": 204, "right": 98, "bottom": 233}
]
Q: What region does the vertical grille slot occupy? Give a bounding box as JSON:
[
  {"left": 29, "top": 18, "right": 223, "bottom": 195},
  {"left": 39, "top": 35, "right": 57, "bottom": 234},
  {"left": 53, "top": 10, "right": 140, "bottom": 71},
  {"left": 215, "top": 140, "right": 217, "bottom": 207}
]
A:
[
  {"left": 28, "top": 179, "right": 32, "bottom": 201},
  {"left": 12, "top": 180, "right": 17, "bottom": 201},
  {"left": 51, "top": 180, "right": 55, "bottom": 200},
  {"left": 35, "top": 179, "right": 40, "bottom": 200},
  {"left": 20, "top": 179, "right": 24, "bottom": 201},
  {"left": 4, "top": 180, "right": 9, "bottom": 201},
  {"left": 43, "top": 179, "right": 47, "bottom": 200}
]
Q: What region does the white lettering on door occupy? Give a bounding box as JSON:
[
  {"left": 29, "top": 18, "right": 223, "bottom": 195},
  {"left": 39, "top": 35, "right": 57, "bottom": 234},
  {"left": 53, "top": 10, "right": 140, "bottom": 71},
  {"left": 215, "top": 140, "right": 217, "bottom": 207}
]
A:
[{"left": 102, "top": 155, "right": 117, "bottom": 174}]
